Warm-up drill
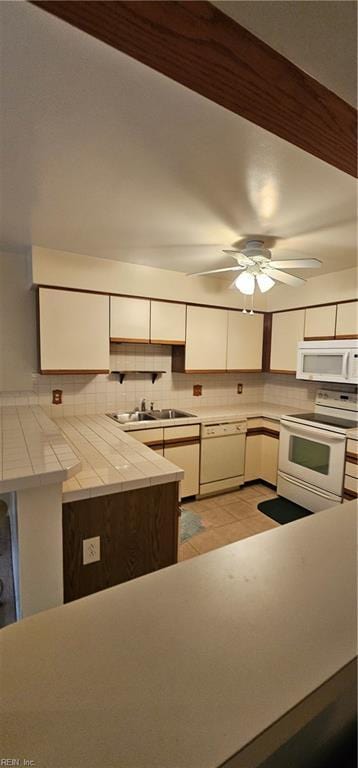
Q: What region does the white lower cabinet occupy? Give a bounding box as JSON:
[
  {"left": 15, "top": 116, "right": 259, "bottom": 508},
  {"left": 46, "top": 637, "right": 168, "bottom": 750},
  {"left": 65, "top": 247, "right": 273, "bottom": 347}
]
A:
[
  {"left": 260, "top": 435, "right": 279, "bottom": 485},
  {"left": 164, "top": 443, "right": 199, "bottom": 499},
  {"left": 164, "top": 425, "right": 200, "bottom": 499},
  {"left": 244, "top": 420, "right": 280, "bottom": 486},
  {"left": 244, "top": 434, "right": 262, "bottom": 482}
]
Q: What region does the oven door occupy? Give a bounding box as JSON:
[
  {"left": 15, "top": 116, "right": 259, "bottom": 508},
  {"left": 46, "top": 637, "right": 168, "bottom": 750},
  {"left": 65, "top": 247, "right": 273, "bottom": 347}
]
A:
[
  {"left": 296, "top": 349, "right": 349, "bottom": 382},
  {"left": 279, "top": 420, "right": 346, "bottom": 496}
]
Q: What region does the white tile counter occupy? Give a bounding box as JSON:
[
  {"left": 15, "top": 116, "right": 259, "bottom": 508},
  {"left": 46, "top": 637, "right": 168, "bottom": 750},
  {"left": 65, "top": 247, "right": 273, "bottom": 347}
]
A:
[
  {"left": 0, "top": 405, "right": 80, "bottom": 493},
  {"left": 58, "top": 414, "right": 184, "bottom": 503},
  {"left": 120, "top": 401, "right": 307, "bottom": 431},
  {"left": 0, "top": 402, "right": 307, "bottom": 501},
  {"left": 1, "top": 502, "right": 356, "bottom": 768}
]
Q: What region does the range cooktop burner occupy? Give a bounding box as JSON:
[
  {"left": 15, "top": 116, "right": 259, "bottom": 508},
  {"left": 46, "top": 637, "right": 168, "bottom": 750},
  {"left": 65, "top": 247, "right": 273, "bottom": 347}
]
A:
[{"left": 288, "top": 413, "right": 357, "bottom": 429}]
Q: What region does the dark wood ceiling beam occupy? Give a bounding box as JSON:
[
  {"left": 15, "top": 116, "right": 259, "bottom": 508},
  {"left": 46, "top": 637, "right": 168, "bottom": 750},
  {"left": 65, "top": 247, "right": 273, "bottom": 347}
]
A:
[{"left": 31, "top": 0, "right": 357, "bottom": 177}]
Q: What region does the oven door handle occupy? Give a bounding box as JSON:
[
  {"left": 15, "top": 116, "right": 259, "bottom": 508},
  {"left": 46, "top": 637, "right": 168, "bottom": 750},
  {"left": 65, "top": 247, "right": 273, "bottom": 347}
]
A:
[
  {"left": 278, "top": 472, "right": 339, "bottom": 500},
  {"left": 343, "top": 351, "right": 350, "bottom": 379},
  {"left": 281, "top": 420, "right": 346, "bottom": 443}
]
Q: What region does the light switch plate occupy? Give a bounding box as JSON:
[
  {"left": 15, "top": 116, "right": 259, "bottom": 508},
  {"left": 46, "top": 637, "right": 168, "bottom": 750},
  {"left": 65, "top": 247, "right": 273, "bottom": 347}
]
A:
[{"left": 83, "top": 536, "right": 100, "bottom": 565}]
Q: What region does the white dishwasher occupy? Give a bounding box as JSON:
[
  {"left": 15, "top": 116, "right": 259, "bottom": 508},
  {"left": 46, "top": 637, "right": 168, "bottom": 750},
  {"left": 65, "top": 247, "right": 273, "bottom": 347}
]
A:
[{"left": 200, "top": 421, "right": 247, "bottom": 497}]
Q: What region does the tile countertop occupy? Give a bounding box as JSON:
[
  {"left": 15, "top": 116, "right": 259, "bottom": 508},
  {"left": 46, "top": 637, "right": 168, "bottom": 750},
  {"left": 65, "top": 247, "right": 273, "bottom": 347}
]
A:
[
  {"left": 2, "top": 502, "right": 357, "bottom": 768},
  {"left": 0, "top": 406, "right": 81, "bottom": 493},
  {"left": 58, "top": 414, "right": 184, "bottom": 503},
  {"left": 0, "top": 402, "right": 314, "bottom": 499},
  {"left": 120, "top": 401, "right": 309, "bottom": 431}
]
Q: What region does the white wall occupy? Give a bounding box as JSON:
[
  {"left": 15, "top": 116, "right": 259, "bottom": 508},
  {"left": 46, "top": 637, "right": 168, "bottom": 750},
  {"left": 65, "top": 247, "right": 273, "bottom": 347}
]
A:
[
  {"left": 32, "top": 245, "right": 267, "bottom": 310},
  {"left": 265, "top": 267, "right": 358, "bottom": 311},
  {"left": 0, "top": 251, "right": 37, "bottom": 391}
]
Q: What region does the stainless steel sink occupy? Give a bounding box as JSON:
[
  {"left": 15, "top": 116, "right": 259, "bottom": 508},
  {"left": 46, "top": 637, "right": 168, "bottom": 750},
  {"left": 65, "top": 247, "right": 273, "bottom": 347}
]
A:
[
  {"left": 108, "top": 412, "right": 157, "bottom": 424},
  {"left": 107, "top": 409, "right": 195, "bottom": 424},
  {"left": 151, "top": 409, "right": 195, "bottom": 420}
]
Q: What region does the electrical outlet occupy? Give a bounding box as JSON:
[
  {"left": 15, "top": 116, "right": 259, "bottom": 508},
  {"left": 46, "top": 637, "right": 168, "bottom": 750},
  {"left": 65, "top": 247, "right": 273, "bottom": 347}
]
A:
[
  {"left": 83, "top": 536, "right": 100, "bottom": 565},
  {"left": 237, "top": 383, "right": 243, "bottom": 394}
]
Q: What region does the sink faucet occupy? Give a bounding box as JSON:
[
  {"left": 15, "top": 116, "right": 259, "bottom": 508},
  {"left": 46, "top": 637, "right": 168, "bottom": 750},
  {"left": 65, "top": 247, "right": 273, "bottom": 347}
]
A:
[{"left": 140, "top": 398, "right": 146, "bottom": 412}]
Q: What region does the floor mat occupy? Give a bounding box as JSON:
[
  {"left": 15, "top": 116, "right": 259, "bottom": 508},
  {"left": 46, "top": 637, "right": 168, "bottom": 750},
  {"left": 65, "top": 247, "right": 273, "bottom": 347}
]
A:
[
  {"left": 179, "top": 508, "right": 206, "bottom": 543},
  {"left": 258, "top": 496, "right": 313, "bottom": 525}
]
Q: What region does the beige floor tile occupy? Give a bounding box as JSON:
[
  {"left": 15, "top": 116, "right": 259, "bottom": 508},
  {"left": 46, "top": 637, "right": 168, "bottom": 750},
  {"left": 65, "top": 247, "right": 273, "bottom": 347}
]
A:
[
  {"left": 221, "top": 499, "right": 260, "bottom": 521},
  {"left": 239, "top": 485, "right": 276, "bottom": 502},
  {"left": 240, "top": 512, "right": 280, "bottom": 535},
  {"left": 178, "top": 542, "right": 198, "bottom": 561},
  {"left": 213, "top": 490, "right": 243, "bottom": 506},
  {"left": 190, "top": 528, "right": 229, "bottom": 554},
  {"left": 198, "top": 506, "right": 237, "bottom": 528},
  {"left": 217, "top": 521, "right": 252, "bottom": 544}
]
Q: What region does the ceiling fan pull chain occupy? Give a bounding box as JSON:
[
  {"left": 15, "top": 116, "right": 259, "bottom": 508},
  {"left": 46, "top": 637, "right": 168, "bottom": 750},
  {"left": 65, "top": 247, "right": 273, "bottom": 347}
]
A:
[
  {"left": 242, "top": 295, "right": 247, "bottom": 314},
  {"left": 249, "top": 293, "right": 254, "bottom": 315}
]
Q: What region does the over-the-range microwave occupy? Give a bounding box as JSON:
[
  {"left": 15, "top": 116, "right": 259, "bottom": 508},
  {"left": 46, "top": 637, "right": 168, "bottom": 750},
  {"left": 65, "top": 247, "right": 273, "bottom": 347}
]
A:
[{"left": 296, "top": 340, "right": 358, "bottom": 384}]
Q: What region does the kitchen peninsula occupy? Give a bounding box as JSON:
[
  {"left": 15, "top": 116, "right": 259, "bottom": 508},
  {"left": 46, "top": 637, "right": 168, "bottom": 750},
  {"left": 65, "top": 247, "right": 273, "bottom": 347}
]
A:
[{"left": 1, "top": 502, "right": 356, "bottom": 768}]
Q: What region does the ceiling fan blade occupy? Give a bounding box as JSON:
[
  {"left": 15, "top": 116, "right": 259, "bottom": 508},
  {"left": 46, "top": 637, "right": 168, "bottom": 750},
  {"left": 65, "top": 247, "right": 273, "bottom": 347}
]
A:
[
  {"left": 222, "top": 250, "right": 255, "bottom": 265},
  {"left": 269, "top": 258, "right": 322, "bottom": 269},
  {"left": 187, "top": 265, "right": 245, "bottom": 277},
  {"left": 263, "top": 267, "right": 306, "bottom": 287}
]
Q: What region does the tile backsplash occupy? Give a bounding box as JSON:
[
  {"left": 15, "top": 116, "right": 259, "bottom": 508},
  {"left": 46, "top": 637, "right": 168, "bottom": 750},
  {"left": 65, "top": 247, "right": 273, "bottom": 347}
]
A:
[{"left": 0, "top": 344, "right": 317, "bottom": 417}]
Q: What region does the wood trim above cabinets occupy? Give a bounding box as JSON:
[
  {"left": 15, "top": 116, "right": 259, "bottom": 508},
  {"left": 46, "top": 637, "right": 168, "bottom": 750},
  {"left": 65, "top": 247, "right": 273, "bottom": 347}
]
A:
[{"left": 32, "top": 1, "right": 357, "bottom": 177}]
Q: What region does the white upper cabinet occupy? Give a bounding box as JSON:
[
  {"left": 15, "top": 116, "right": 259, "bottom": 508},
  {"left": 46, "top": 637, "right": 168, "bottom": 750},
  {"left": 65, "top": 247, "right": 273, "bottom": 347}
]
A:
[
  {"left": 110, "top": 296, "right": 150, "bottom": 343},
  {"left": 150, "top": 301, "right": 186, "bottom": 344},
  {"left": 39, "top": 288, "right": 109, "bottom": 372},
  {"left": 304, "top": 305, "right": 336, "bottom": 339},
  {"left": 185, "top": 306, "right": 228, "bottom": 370},
  {"left": 270, "top": 309, "right": 305, "bottom": 372},
  {"left": 336, "top": 302, "right": 358, "bottom": 338},
  {"left": 226, "top": 311, "right": 263, "bottom": 370}
]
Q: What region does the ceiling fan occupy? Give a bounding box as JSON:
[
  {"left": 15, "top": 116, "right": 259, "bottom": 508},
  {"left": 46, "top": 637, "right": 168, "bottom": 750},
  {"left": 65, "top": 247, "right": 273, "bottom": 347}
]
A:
[{"left": 188, "top": 239, "right": 322, "bottom": 295}]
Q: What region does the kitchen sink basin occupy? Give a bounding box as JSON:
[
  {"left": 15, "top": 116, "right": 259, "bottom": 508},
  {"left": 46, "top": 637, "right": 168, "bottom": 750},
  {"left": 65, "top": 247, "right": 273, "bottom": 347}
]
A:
[
  {"left": 108, "top": 412, "right": 157, "bottom": 424},
  {"left": 151, "top": 409, "right": 195, "bottom": 420},
  {"left": 107, "top": 409, "right": 195, "bottom": 424}
]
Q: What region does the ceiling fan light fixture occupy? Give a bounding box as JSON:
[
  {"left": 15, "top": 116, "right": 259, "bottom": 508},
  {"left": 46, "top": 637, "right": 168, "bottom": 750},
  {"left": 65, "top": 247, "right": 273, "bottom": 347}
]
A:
[
  {"left": 235, "top": 270, "right": 255, "bottom": 295},
  {"left": 256, "top": 273, "right": 275, "bottom": 293}
]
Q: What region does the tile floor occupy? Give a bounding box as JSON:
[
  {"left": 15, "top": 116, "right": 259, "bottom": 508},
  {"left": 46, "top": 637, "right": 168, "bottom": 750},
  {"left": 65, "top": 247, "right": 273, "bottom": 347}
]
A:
[{"left": 178, "top": 483, "right": 279, "bottom": 561}]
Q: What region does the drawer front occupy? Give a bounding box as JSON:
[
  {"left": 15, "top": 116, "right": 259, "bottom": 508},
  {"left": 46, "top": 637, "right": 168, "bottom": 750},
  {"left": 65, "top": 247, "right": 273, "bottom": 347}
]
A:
[
  {"left": 344, "top": 475, "right": 358, "bottom": 494},
  {"left": 345, "top": 460, "right": 358, "bottom": 479},
  {"left": 130, "top": 428, "right": 164, "bottom": 445},
  {"left": 164, "top": 425, "right": 200, "bottom": 442},
  {"left": 346, "top": 438, "right": 358, "bottom": 456},
  {"left": 263, "top": 418, "right": 280, "bottom": 433}
]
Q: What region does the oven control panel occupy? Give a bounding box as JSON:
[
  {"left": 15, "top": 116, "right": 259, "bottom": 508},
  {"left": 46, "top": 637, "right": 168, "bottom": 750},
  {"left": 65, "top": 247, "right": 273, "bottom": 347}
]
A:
[{"left": 316, "top": 389, "right": 358, "bottom": 411}]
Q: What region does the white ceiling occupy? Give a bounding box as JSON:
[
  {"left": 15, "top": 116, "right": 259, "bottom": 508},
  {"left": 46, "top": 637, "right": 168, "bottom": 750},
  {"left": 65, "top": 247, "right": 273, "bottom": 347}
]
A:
[
  {"left": 212, "top": 1, "right": 357, "bottom": 107},
  {"left": 0, "top": 2, "right": 356, "bottom": 282}
]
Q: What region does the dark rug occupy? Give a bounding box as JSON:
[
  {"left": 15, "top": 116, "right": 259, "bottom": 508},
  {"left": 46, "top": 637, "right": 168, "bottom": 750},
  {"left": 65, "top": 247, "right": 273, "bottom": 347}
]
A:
[
  {"left": 179, "top": 508, "right": 206, "bottom": 543},
  {"left": 258, "top": 496, "right": 313, "bottom": 525}
]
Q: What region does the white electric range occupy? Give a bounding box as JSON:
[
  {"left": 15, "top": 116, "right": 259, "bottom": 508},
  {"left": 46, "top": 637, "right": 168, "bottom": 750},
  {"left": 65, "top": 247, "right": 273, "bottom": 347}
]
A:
[{"left": 278, "top": 389, "right": 358, "bottom": 512}]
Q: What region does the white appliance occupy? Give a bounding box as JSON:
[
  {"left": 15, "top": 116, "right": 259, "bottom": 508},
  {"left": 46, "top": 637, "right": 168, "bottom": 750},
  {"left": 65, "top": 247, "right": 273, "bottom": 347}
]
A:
[
  {"left": 200, "top": 420, "right": 247, "bottom": 497},
  {"left": 297, "top": 340, "right": 358, "bottom": 384},
  {"left": 278, "top": 390, "right": 358, "bottom": 512}
]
